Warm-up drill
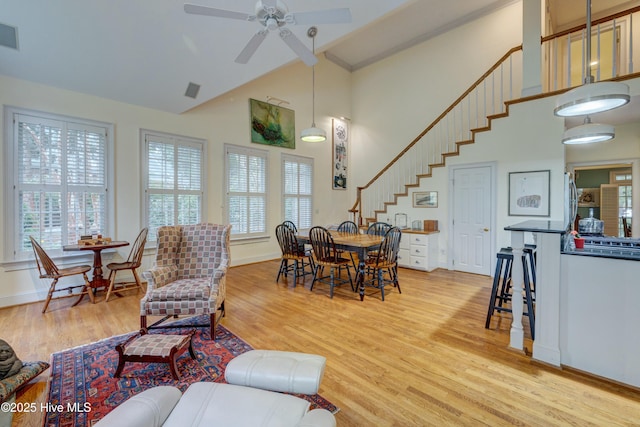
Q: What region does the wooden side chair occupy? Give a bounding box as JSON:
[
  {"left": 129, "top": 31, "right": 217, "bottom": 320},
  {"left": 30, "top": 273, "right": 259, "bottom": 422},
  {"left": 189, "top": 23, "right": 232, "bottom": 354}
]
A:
[
  {"left": 337, "top": 220, "right": 359, "bottom": 269},
  {"left": 275, "top": 224, "right": 314, "bottom": 286},
  {"left": 309, "top": 226, "right": 354, "bottom": 298},
  {"left": 363, "top": 226, "right": 402, "bottom": 301},
  {"left": 105, "top": 228, "right": 148, "bottom": 302},
  {"left": 29, "top": 236, "right": 95, "bottom": 313}
]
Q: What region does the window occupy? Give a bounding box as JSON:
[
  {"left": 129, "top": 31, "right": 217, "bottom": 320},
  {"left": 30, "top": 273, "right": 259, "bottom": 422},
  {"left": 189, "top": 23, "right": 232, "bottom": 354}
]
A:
[
  {"left": 282, "top": 154, "right": 313, "bottom": 230},
  {"left": 4, "top": 107, "right": 113, "bottom": 260},
  {"left": 611, "top": 169, "right": 632, "bottom": 236},
  {"left": 225, "top": 144, "right": 268, "bottom": 239},
  {"left": 141, "top": 130, "right": 206, "bottom": 243}
]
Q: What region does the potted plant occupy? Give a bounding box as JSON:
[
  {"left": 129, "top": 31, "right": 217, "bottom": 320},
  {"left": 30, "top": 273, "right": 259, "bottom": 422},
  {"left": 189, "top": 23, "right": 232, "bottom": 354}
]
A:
[{"left": 571, "top": 230, "right": 585, "bottom": 249}]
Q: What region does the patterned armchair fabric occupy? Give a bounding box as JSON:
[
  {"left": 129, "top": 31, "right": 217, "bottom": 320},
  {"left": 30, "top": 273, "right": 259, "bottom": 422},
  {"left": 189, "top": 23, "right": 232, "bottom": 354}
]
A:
[{"left": 140, "top": 223, "right": 231, "bottom": 340}]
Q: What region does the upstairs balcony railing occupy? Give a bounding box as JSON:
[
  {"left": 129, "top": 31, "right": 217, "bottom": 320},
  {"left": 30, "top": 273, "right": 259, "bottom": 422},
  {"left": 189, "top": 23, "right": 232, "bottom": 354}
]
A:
[{"left": 352, "top": 6, "right": 640, "bottom": 225}]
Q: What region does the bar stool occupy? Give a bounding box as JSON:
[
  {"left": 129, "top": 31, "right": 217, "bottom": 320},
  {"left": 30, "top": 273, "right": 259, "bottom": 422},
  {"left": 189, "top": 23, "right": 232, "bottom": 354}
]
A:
[{"left": 485, "top": 247, "right": 535, "bottom": 339}]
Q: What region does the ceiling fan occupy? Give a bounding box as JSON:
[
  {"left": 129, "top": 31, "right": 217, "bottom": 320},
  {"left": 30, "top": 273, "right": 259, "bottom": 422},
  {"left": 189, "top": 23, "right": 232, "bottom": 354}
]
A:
[{"left": 184, "top": 0, "right": 352, "bottom": 66}]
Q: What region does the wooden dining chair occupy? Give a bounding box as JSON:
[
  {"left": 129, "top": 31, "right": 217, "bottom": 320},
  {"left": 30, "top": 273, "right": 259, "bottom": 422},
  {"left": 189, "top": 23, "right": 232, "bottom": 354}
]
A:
[
  {"left": 363, "top": 226, "right": 402, "bottom": 301},
  {"left": 30, "top": 236, "right": 95, "bottom": 313},
  {"left": 275, "top": 224, "right": 314, "bottom": 286},
  {"left": 309, "top": 226, "right": 354, "bottom": 298},
  {"left": 105, "top": 228, "right": 148, "bottom": 302},
  {"left": 337, "top": 220, "right": 359, "bottom": 269}
]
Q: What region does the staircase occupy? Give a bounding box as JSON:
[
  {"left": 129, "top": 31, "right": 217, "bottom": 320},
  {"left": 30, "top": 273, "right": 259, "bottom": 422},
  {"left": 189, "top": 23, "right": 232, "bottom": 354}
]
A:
[
  {"left": 351, "top": 6, "right": 640, "bottom": 225},
  {"left": 351, "top": 46, "right": 523, "bottom": 225}
]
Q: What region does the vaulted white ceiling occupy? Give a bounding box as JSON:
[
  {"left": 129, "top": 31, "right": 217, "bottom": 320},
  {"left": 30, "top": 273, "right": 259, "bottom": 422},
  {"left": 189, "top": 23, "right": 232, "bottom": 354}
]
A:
[{"left": 1, "top": 0, "right": 635, "bottom": 114}]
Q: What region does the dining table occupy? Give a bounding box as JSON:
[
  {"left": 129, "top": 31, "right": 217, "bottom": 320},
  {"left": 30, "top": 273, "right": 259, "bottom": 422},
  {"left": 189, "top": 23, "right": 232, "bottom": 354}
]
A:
[
  {"left": 298, "top": 230, "right": 383, "bottom": 301},
  {"left": 63, "top": 240, "right": 130, "bottom": 291}
]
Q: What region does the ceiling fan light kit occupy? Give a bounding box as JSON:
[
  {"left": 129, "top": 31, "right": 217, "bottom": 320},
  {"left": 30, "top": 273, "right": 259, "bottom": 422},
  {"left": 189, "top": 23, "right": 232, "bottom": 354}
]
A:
[{"left": 184, "top": 0, "right": 351, "bottom": 67}]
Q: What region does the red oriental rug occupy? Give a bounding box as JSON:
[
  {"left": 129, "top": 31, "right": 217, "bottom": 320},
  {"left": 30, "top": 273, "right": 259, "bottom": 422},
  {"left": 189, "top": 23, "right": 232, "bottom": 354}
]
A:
[{"left": 44, "top": 316, "right": 338, "bottom": 426}]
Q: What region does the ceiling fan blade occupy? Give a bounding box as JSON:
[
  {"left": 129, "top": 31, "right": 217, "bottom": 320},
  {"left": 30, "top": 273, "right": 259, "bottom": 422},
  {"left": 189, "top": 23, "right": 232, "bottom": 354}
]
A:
[
  {"left": 184, "top": 4, "right": 254, "bottom": 21},
  {"left": 287, "top": 8, "right": 352, "bottom": 25},
  {"left": 278, "top": 28, "right": 317, "bottom": 67},
  {"left": 235, "top": 30, "right": 268, "bottom": 64}
]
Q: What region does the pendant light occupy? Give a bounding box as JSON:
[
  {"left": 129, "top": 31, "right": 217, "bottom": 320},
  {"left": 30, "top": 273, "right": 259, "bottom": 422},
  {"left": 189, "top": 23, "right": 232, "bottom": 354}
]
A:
[
  {"left": 562, "top": 116, "right": 614, "bottom": 144},
  {"left": 554, "top": 0, "right": 630, "bottom": 117},
  {"left": 300, "top": 26, "right": 326, "bottom": 143}
]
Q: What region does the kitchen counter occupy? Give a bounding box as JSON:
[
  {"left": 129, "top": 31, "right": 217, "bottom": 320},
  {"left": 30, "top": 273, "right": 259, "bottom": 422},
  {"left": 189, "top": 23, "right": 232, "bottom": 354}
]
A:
[{"left": 563, "top": 236, "right": 640, "bottom": 261}]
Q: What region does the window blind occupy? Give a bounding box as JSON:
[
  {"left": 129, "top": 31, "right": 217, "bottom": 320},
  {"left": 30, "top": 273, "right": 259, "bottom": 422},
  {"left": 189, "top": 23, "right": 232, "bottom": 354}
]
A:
[
  {"left": 143, "top": 132, "right": 204, "bottom": 242},
  {"left": 225, "top": 145, "right": 268, "bottom": 237},
  {"left": 282, "top": 154, "right": 313, "bottom": 230},
  {"left": 14, "top": 114, "right": 108, "bottom": 255}
]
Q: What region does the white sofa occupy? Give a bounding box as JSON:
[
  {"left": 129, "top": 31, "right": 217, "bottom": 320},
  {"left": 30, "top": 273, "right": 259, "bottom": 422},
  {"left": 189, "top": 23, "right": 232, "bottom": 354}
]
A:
[
  {"left": 93, "top": 382, "right": 336, "bottom": 427},
  {"left": 95, "top": 350, "right": 335, "bottom": 427}
]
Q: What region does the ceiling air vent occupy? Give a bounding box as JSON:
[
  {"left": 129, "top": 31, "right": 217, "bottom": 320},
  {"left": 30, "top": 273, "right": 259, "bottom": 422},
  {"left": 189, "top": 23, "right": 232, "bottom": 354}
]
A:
[
  {"left": 0, "top": 23, "right": 18, "bottom": 50},
  {"left": 185, "top": 82, "right": 200, "bottom": 99}
]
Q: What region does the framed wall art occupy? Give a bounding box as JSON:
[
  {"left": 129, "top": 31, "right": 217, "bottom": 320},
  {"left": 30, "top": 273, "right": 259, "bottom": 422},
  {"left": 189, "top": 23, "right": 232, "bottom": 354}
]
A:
[
  {"left": 413, "top": 191, "right": 438, "bottom": 208},
  {"left": 332, "top": 118, "right": 348, "bottom": 190},
  {"left": 249, "top": 98, "right": 295, "bottom": 149},
  {"left": 508, "top": 170, "right": 550, "bottom": 216}
]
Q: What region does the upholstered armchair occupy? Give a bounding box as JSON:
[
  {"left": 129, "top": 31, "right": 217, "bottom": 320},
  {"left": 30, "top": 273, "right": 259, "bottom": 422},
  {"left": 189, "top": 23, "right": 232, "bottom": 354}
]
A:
[{"left": 140, "top": 223, "right": 231, "bottom": 340}]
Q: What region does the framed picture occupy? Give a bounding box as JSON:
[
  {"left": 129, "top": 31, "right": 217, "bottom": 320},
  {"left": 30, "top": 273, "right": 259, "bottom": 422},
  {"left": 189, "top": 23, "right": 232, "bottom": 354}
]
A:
[
  {"left": 508, "top": 170, "right": 550, "bottom": 216},
  {"left": 577, "top": 187, "right": 600, "bottom": 207},
  {"left": 249, "top": 98, "right": 295, "bottom": 149},
  {"left": 332, "top": 118, "right": 348, "bottom": 190},
  {"left": 413, "top": 191, "right": 438, "bottom": 208}
]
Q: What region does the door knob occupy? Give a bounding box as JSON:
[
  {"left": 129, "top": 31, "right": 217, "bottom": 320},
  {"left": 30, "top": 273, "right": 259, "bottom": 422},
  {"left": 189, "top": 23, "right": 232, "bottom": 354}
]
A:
[{"left": 483, "top": 228, "right": 489, "bottom": 232}]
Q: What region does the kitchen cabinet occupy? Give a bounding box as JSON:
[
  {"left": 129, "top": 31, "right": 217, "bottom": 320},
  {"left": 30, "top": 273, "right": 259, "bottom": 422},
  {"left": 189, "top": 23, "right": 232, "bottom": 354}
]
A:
[{"left": 398, "top": 230, "right": 439, "bottom": 271}]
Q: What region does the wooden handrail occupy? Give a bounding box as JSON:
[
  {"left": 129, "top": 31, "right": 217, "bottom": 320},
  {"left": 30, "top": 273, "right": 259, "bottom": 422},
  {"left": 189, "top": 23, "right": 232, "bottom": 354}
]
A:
[
  {"left": 541, "top": 5, "right": 640, "bottom": 43},
  {"left": 357, "top": 45, "right": 522, "bottom": 192}
]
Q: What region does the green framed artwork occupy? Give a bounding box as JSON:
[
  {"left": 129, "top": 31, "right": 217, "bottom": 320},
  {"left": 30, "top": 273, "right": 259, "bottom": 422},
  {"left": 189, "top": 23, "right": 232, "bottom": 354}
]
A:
[{"left": 249, "top": 98, "right": 295, "bottom": 149}]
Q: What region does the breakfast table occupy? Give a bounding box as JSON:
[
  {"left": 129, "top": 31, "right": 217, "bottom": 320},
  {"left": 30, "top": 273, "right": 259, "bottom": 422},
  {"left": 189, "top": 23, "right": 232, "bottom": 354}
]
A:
[
  {"left": 63, "top": 240, "right": 130, "bottom": 290},
  {"left": 298, "top": 231, "right": 382, "bottom": 300}
]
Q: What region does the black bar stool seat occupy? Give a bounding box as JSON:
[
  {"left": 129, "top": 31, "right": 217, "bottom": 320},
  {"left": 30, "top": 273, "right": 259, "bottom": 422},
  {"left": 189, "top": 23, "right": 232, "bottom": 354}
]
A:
[{"left": 485, "top": 247, "right": 535, "bottom": 339}]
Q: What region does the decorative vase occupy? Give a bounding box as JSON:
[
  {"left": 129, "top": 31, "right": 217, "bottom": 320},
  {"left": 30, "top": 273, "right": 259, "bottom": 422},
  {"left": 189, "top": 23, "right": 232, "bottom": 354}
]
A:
[{"left": 574, "top": 237, "right": 585, "bottom": 249}]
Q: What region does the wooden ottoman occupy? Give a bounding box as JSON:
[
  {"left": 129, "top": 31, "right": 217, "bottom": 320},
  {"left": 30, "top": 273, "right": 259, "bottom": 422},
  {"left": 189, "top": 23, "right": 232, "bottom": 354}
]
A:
[{"left": 114, "top": 329, "right": 195, "bottom": 380}]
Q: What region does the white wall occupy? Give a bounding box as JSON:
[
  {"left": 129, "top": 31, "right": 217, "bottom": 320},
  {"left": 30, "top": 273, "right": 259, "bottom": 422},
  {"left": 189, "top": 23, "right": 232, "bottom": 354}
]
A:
[{"left": 0, "top": 57, "right": 352, "bottom": 307}]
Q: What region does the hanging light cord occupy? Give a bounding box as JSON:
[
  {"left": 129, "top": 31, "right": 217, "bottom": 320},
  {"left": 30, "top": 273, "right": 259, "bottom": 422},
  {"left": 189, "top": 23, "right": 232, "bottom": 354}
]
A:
[{"left": 310, "top": 31, "right": 316, "bottom": 127}]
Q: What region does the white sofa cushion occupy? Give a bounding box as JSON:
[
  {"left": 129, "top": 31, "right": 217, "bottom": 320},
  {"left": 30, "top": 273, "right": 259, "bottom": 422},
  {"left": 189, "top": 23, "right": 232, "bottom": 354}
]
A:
[
  {"left": 163, "top": 382, "right": 310, "bottom": 427},
  {"left": 225, "top": 350, "right": 326, "bottom": 395}
]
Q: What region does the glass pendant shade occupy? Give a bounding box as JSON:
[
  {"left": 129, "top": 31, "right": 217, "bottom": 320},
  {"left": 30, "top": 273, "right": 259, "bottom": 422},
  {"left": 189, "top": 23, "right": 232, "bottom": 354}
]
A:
[
  {"left": 562, "top": 120, "right": 614, "bottom": 145},
  {"left": 301, "top": 125, "right": 326, "bottom": 142},
  {"left": 554, "top": 81, "right": 630, "bottom": 117}
]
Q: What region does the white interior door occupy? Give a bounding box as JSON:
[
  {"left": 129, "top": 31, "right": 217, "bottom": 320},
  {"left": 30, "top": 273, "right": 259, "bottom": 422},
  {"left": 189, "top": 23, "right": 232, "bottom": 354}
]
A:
[{"left": 451, "top": 165, "right": 493, "bottom": 275}]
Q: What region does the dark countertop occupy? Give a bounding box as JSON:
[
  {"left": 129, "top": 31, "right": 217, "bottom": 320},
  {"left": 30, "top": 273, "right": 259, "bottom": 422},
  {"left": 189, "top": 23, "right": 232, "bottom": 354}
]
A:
[{"left": 505, "top": 220, "right": 567, "bottom": 234}]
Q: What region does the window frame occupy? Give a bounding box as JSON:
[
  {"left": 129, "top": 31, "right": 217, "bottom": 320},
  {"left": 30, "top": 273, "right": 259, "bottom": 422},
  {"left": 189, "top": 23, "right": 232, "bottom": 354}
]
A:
[
  {"left": 140, "top": 129, "right": 207, "bottom": 246},
  {"left": 281, "top": 153, "right": 314, "bottom": 232},
  {"left": 3, "top": 106, "right": 114, "bottom": 263},
  {"left": 224, "top": 144, "right": 269, "bottom": 241}
]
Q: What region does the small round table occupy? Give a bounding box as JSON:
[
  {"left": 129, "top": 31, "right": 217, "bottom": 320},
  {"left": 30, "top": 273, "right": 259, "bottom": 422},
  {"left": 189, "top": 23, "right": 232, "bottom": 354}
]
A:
[{"left": 63, "top": 241, "right": 130, "bottom": 289}]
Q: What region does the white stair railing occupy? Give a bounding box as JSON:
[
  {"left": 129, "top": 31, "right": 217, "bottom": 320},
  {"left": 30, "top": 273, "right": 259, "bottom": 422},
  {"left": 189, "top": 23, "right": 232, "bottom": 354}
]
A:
[{"left": 354, "top": 46, "right": 524, "bottom": 223}]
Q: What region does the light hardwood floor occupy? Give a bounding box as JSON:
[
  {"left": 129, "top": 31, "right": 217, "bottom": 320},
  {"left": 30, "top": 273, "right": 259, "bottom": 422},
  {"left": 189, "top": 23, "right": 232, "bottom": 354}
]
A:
[{"left": 2, "top": 261, "right": 640, "bottom": 426}]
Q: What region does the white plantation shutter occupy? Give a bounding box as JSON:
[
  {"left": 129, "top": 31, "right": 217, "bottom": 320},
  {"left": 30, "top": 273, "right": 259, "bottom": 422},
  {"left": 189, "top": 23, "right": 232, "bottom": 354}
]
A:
[
  {"left": 8, "top": 110, "right": 111, "bottom": 259},
  {"left": 225, "top": 145, "right": 268, "bottom": 238},
  {"left": 143, "top": 131, "right": 205, "bottom": 242},
  {"left": 282, "top": 154, "right": 313, "bottom": 230}
]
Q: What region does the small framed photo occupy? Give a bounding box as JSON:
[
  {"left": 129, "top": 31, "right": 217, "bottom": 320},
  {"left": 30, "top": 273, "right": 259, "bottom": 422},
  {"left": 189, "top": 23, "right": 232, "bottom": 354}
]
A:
[
  {"left": 508, "top": 170, "right": 550, "bottom": 216},
  {"left": 413, "top": 191, "right": 438, "bottom": 208}
]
